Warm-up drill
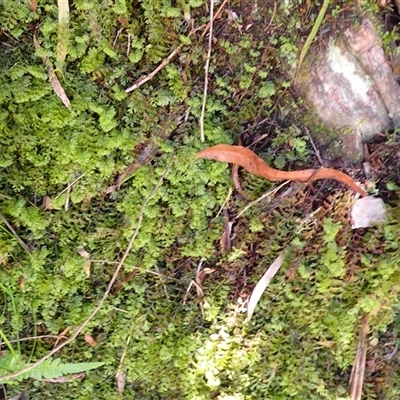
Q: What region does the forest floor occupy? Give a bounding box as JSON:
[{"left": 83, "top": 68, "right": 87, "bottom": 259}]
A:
[{"left": 1, "top": 0, "right": 400, "bottom": 399}]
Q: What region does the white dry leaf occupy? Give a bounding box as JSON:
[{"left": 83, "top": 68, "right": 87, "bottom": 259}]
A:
[
  {"left": 116, "top": 369, "right": 127, "bottom": 395},
  {"left": 77, "top": 248, "right": 90, "bottom": 259},
  {"left": 247, "top": 252, "right": 285, "bottom": 321}
]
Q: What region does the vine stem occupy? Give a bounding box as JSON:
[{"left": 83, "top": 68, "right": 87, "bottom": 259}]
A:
[{"left": 1, "top": 163, "right": 172, "bottom": 382}]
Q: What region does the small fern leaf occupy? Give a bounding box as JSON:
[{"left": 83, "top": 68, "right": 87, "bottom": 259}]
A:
[
  {"left": 52, "top": 358, "right": 105, "bottom": 377},
  {"left": 0, "top": 356, "right": 104, "bottom": 383},
  {"left": 36, "top": 358, "right": 104, "bottom": 380}
]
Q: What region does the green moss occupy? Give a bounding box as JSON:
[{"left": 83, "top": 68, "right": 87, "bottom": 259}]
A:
[{"left": 0, "top": 0, "right": 400, "bottom": 398}]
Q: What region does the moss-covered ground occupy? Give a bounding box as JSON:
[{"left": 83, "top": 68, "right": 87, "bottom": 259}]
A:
[{"left": 1, "top": 0, "right": 400, "bottom": 399}]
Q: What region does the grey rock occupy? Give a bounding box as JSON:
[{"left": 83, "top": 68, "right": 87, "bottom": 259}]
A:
[
  {"left": 351, "top": 196, "right": 387, "bottom": 229},
  {"left": 295, "top": 18, "right": 400, "bottom": 163}
]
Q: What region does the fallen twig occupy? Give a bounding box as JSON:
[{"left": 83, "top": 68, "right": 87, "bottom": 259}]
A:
[
  {"left": 304, "top": 127, "right": 324, "bottom": 166},
  {"left": 214, "top": 187, "right": 233, "bottom": 219},
  {"left": 199, "top": 0, "right": 214, "bottom": 142},
  {"left": 116, "top": 333, "right": 131, "bottom": 395},
  {"left": 125, "top": 44, "right": 184, "bottom": 93},
  {"left": 8, "top": 335, "right": 68, "bottom": 344},
  {"left": 200, "top": 0, "right": 229, "bottom": 39},
  {"left": 0, "top": 212, "right": 30, "bottom": 252},
  {"left": 53, "top": 173, "right": 86, "bottom": 200},
  {"left": 235, "top": 181, "right": 290, "bottom": 220},
  {"left": 265, "top": 1, "right": 277, "bottom": 32},
  {"left": 125, "top": 0, "right": 229, "bottom": 95},
  {"left": 41, "top": 372, "right": 85, "bottom": 383},
  {"left": 183, "top": 259, "right": 214, "bottom": 318},
  {"left": 103, "top": 144, "right": 159, "bottom": 195}
]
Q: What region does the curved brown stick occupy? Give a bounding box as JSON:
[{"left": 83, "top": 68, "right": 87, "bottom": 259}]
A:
[{"left": 197, "top": 144, "right": 367, "bottom": 197}]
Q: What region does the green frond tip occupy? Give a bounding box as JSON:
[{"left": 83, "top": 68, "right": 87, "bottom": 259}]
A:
[{"left": 0, "top": 355, "right": 104, "bottom": 383}]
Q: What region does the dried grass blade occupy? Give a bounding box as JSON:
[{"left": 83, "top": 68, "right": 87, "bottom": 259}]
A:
[
  {"left": 295, "top": 0, "right": 331, "bottom": 82},
  {"left": 247, "top": 252, "right": 285, "bottom": 321},
  {"left": 57, "top": 0, "right": 70, "bottom": 69},
  {"left": 349, "top": 315, "right": 369, "bottom": 400}
]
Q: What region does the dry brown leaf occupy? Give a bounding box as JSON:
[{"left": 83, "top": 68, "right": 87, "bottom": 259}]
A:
[
  {"left": 33, "top": 35, "right": 72, "bottom": 110},
  {"left": 8, "top": 390, "right": 28, "bottom": 400},
  {"left": 197, "top": 144, "right": 366, "bottom": 197},
  {"left": 220, "top": 223, "right": 232, "bottom": 253},
  {"left": 84, "top": 333, "right": 98, "bottom": 347},
  {"left": 18, "top": 276, "right": 25, "bottom": 290},
  {"left": 43, "top": 196, "right": 55, "bottom": 211},
  {"left": 317, "top": 339, "right": 335, "bottom": 348},
  {"left": 28, "top": 0, "right": 37, "bottom": 12},
  {"left": 231, "top": 163, "right": 248, "bottom": 200},
  {"left": 47, "top": 68, "right": 71, "bottom": 110},
  {"left": 247, "top": 252, "right": 285, "bottom": 321},
  {"left": 196, "top": 267, "right": 215, "bottom": 286}
]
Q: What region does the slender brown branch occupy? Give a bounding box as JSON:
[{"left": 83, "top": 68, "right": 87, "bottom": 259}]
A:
[
  {"left": 0, "top": 212, "right": 30, "bottom": 252},
  {"left": 125, "top": 44, "right": 184, "bottom": 93},
  {"left": 199, "top": 0, "right": 215, "bottom": 142},
  {"left": 7, "top": 335, "right": 68, "bottom": 344},
  {"left": 304, "top": 127, "right": 324, "bottom": 166},
  {"left": 124, "top": 0, "right": 229, "bottom": 95},
  {"left": 200, "top": 0, "right": 229, "bottom": 38},
  {"left": 54, "top": 173, "right": 85, "bottom": 200},
  {"left": 235, "top": 181, "right": 290, "bottom": 220}
]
